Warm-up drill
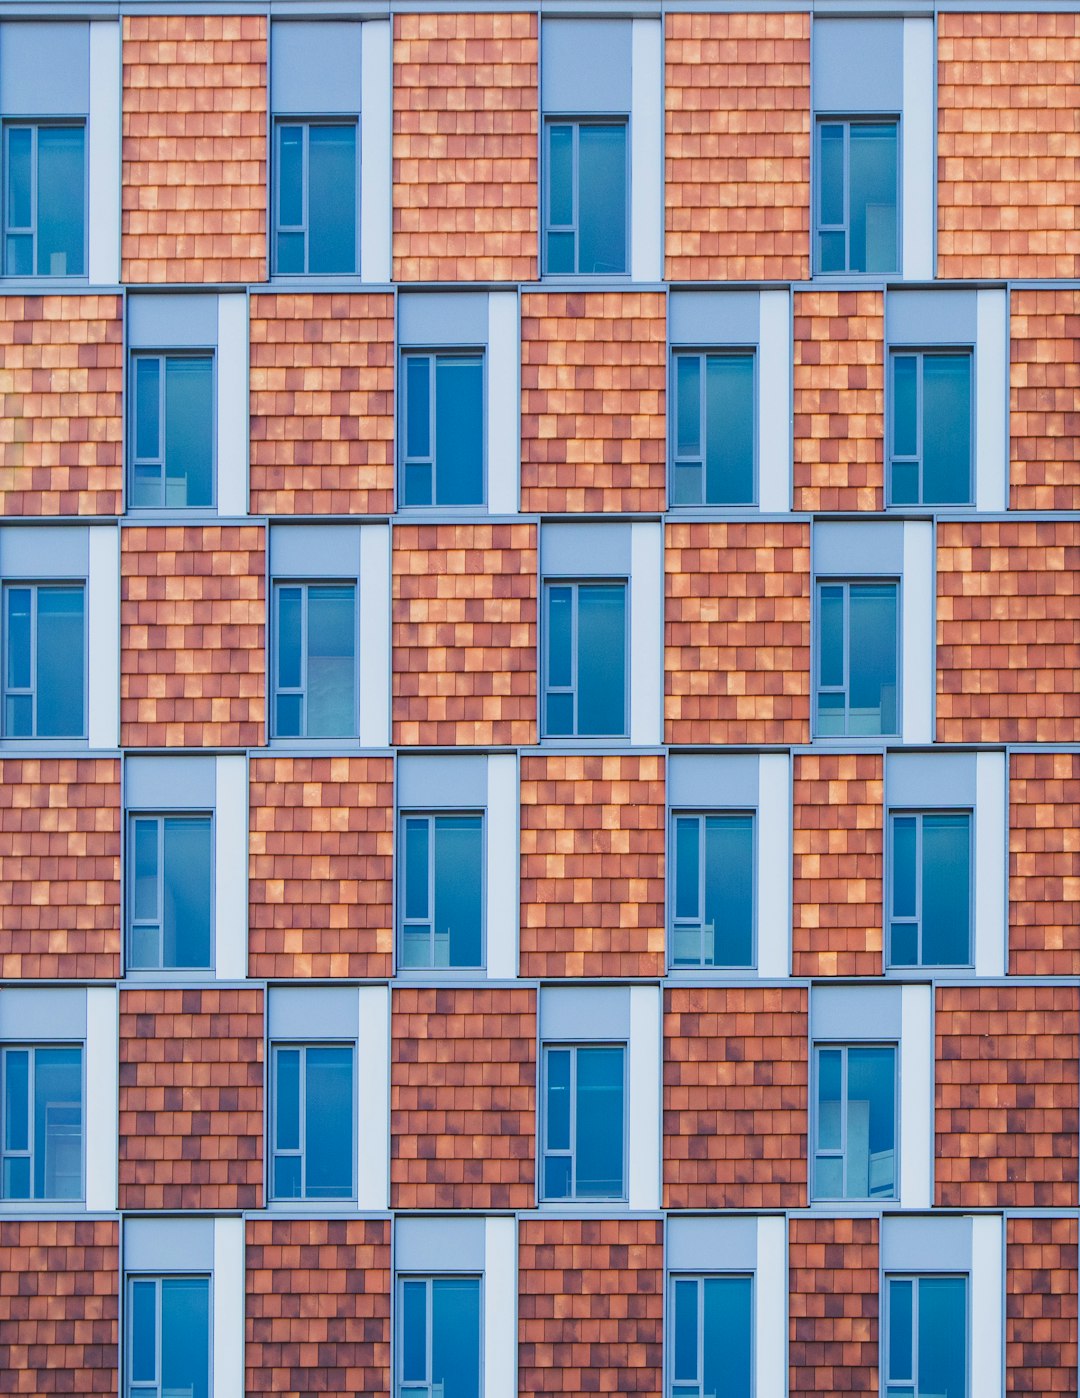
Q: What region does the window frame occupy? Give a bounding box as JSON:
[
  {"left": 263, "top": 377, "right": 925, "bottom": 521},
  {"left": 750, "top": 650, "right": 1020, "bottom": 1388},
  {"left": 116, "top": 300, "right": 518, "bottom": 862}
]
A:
[
  {"left": 125, "top": 1273, "right": 213, "bottom": 1398},
  {"left": 542, "top": 115, "right": 630, "bottom": 278},
  {"left": 666, "top": 1271, "right": 755, "bottom": 1398},
  {"left": 813, "top": 577, "right": 901, "bottom": 740},
  {"left": 1, "top": 117, "right": 88, "bottom": 280},
  {"left": 398, "top": 347, "right": 488, "bottom": 511},
  {"left": 886, "top": 347, "right": 975, "bottom": 509},
  {"left": 882, "top": 1273, "right": 970, "bottom": 1398},
  {"left": 394, "top": 1273, "right": 484, "bottom": 1398},
  {"left": 272, "top": 117, "right": 361, "bottom": 278},
  {"left": 125, "top": 811, "right": 216, "bottom": 974},
  {"left": 668, "top": 347, "right": 758, "bottom": 509},
  {"left": 812, "top": 1041, "right": 899, "bottom": 1203},
  {"left": 397, "top": 809, "right": 487, "bottom": 973},
  {"left": 128, "top": 350, "right": 218, "bottom": 512},
  {"left": 814, "top": 114, "right": 901, "bottom": 277},
  {"left": 887, "top": 808, "right": 974, "bottom": 971},
  {"left": 668, "top": 808, "right": 757, "bottom": 971},
  {"left": 269, "top": 1040, "right": 357, "bottom": 1203},
  {"left": 1, "top": 579, "right": 88, "bottom": 740},
  {"left": 0, "top": 1042, "right": 85, "bottom": 1204},
  {"left": 270, "top": 578, "right": 360, "bottom": 741},
  {"left": 539, "top": 1041, "right": 628, "bottom": 1204},
  {"left": 541, "top": 577, "right": 630, "bottom": 741}
]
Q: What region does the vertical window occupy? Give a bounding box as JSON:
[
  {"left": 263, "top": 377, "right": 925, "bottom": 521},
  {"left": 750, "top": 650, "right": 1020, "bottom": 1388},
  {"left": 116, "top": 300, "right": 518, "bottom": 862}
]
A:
[
  {"left": 270, "top": 1043, "right": 354, "bottom": 1201},
  {"left": 3, "top": 122, "right": 85, "bottom": 277},
  {"left": 670, "top": 813, "right": 754, "bottom": 969},
  {"left": 399, "top": 813, "right": 484, "bottom": 970},
  {"left": 398, "top": 1275, "right": 481, "bottom": 1398},
  {"left": 2, "top": 582, "right": 85, "bottom": 738},
  {"left": 671, "top": 352, "right": 755, "bottom": 506},
  {"left": 1, "top": 1045, "right": 82, "bottom": 1200},
  {"left": 889, "top": 352, "right": 972, "bottom": 506},
  {"left": 127, "top": 1275, "right": 211, "bottom": 1398},
  {"left": 669, "top": 1275, "right": 752, "bottom": 1398},
  {"left": 130, "top": 355, "right": 214, "bottom": 509},
  {"left": 401, "top": 353, "right": 485, "bottom": 507},
  {"left": 275, "top": 121, "right": 358, "bottom": 275},
  {"left": 127, "top": 815, "right": 213, "bottom": 971},
  {"left": 816, "top": 581, "right": 899, "bottom": 738},
  {"left": 884, "top": 1275, "right": 967, "bottom": 1398},
  {"left": 273, "top": 582, "right": 358, "bottom": 738},
  {"left": 541, "top": 1043, "right": 625, "bottom": 1201},
  {"left": 814, "top": 1044, "right": 897, "bottom": 1201},
  {"left": 816, "top": 119, "right": 898, "bottom": 275},
  {"left": 544, "top": 580, "right": 627, "bottom": 738},
  {"left": 544, "top": 120, "right": 627, "bottom": 275},
  {"left": 889, "top": 812, "right": 971, "bottom": 969}
]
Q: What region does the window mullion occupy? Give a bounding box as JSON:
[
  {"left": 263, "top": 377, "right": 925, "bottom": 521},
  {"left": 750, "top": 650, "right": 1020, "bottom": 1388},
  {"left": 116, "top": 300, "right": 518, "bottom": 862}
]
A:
[
  {"left": 841, "top": 583, "right": 851, "bottom": 730},
  {"left": 425, "top": 1278, "right": 434, "bottom": 1389},
  {"left": 157, "top": 355, "right": 167, "bottom": 495},
  {"left": 696, "top": 1277, "right": 705, "bottom": 1393}
]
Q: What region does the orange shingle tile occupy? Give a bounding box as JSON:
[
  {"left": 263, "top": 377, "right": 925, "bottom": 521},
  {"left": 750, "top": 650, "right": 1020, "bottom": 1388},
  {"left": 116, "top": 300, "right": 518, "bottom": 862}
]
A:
[
  {"left": 1006, "top": 1216, "right": 1078, "bottom": 1396},
  {"left": 1010, "top": 288, "right": 1080, "bottom": 510},
  {"left": 1009, "top": 752, "right": 1080, "bottom": 978},
  {"left": 789, "top": 1217, "right": 878, "bottom": 1397}
]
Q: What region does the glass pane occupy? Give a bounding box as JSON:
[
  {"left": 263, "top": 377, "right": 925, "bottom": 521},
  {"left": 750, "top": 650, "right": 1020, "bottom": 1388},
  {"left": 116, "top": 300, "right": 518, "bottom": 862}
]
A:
[
  {"left": 891, "top": 816, "right": 916, "bottom": 919},
  {"left": 306, "top": 585, "right": 356, "bottom": 737},
  {"left": 543, "top": 1153, "right": 571, "bottom": 1199},
  {"left": 671, "top": 460, "right": 702, "bottom": 509},
  {"left": 161, "top": 1277, "right": 210, "bottom": 1398},
  {"left": 847, "top": 1047, "right": 895, "bottom": 1198},
  {"left": 547, "top": 124, "right": 573, "bottom": 227},
  {"left": 848, "top": 584, "right": 897, "bottom": 736},
  {"left": 849, "top": 123, "right": 897, "bottom": 274},
  {"left": 547, "top": 586, "right": 573, "bottom": 689},
  {"left": 404, "top": 818, "right": 430, "bottom": 923},
  {"left": 435, "top": 357, "right": 484, "bottom": 505},
  {"left": 704, "top": 815, "right": 754, "bottom": 968},
  {"left": 575, "top": 1046, "right": 623, "bottom": 1198},
  {"left": 37, "top": 127, "right": 85, "bottom": 277},
  {"left": 578, "top": 125, "right": 626, "bottom": 275},
  {"left": 401, "top": 1280, "right": 427, "bottom": 1385},
  {"left": 675, "top": 355, "right": 701, "bottom": 460},
  {"left": 922, "top": 814, "right": 971, "bottom": 966},
  {"left": 135, "top": 357, "right": 162, "bottom": 466},
  {"left": 818, "top": 123, "right": 845, "bottom": 229},
  {"left": 6, "top": 127, "right": 31, "bottom": 230},
  {"left": 813, "top": 1153, "right": 843, "bottom": 1200},
  {"left": 545, "top": 1048, "right": 571, "bottom": 1152},
  {"left": 818, "top": 585, "right": 844, "bottom": 688},
  {"left": 705, "top": 355, "right": 754, "bottom": 504},
  {"left": 891, "top": 460, "right": 918, "bottom": 507},
  {"left": 309, "top": 125, "right": 357, "bottom": 275},
  {"left": 164, "top": 357, "right": 213, "bottom": 507},
  {"left": 816, "top": 1048, "right": 842, "bottom": 1149},
  {"left": 546, "top": 230, "right": 575, "bottom": 275},
  {"left": 277, "top": 230, "right": 304, "bottom": 275},
  {"left": 888, "top": 1279, "right": 913, "bottom": 1382},
  {"left": 918, "top": 1277, "right": 966, "bottom": 1398},
  {"left": 6, "top": 586, "right": 30, "bottom": 690},
  {"left": 305, "top": 1046, "right": 353, "bottom": 1199},
  {"left": 130, "top": 924, "right": 160, "bottom": 973},
  {"left": 278, "top": 126, "right": 304, "bottom": 229},
  {"left": 672, "top": 1279, "right": 698, "bottom": 1384},
  {"left": 545, "top": 691, "right": 573, "bottom": 737},
  {"left": 5, "top": 234, "right": 30, "bottom": 276},
  {"left": 576, "top": 584, "right": 626, "bottom": 736},
  {"left": 403, "top": 462, "right": 432, "bottom": 509},
  {"left": 400, "top": 925, "right": 430, "bottom": 970},
  {"left": 36, "top": 586, "right": 84, "bottom": 737},
  {"left": 891, "top": 355, "right": 918, "bottom": 462},
  {"left": 34, "top": 1047, "right": 81, "bottom": 1200},
  {"left": 433, "top": 816, "right": 483, "bottom": 967},
  {"left": 131, "top": 1280, "right": 157, "bottom": 1385},
  {"left": 674, "top": 816, "right": 700, "bottom": 923},
  {"left": 275, "top": 1048, "right": 300, "bottom": 1153},
  {"left": 431, "top": 1278, "right": 481, "bottom": 1398},
  {"left": 816, "top": 690, "right": 845, "bottom": 738},
  {"left": 702, "top": 1277, "right": 752, "bottom": 1398},
  {"left": 276, "top": 586, "right": 303, "bottom": 697},
  {"left": 818, "top": 229, "right": 845, "bottom": 274},
  {"left": 405, "top": 356, "right": 431, "bottom": 465},
  {"left": 890, "top": 922, "right": 917, "bottom": 967},
  {"left": 3, "top": 1049, "right": 29, "bottom": 1153},
  {"left": 162, "top": 818, "right": 212, "bottom": 968},
  {"left": 275, "top": 692, "right": 302, "bottom": 738},
  {"left": 273, "top": 1153, "right": 300, "bottom": 1200},
  {"left": 922, "top": 355, "right": 971, "bottom": 505}
]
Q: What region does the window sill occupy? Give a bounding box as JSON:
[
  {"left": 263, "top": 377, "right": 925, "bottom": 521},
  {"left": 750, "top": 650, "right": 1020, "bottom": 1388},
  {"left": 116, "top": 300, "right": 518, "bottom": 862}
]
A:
[
  {"left": 394, "top": 967, "right": 489, "bottom": 982},
  {"left": 0, "top": 1198, "right": 88, "bottom": 1214},
  {"left": 0, "top": 737, "right": 88, "bottom": 751},
  {"left": 536, "top": 1197, "right": 630, "bottom": 1213}
]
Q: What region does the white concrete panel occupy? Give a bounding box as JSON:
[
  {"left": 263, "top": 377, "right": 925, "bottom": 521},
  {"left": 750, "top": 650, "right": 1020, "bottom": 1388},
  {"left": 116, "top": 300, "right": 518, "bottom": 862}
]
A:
[
  {"left": 88, "top": 22, "right": 121, "bottom": 285},
  {"left": 757, "top": 753, "right": 792, "bottom": 978},
  {"left": 360, "top": 21, "right": 392, "bottom": 284},
  {"left": 758, "top": 289, "right": 792, "bottom": 512},
  {"left": 755, "top": 1215, "right": 787, "bottom": 1397},
  {"left": 975, "top": 751, "right": 1007, "bottom": 977},
  {"left": 901, "top": 521, "right": 933, "bottom": 745},
  {"left": 899, "top": 984, "right": 932, "bottom": 1209},
  {"left": 629, "top": 522, "right": 663, "bottom": 746},
  {"left": 487, "top": 292, "right": 520, "bottom": 514},
  {"left": 216, "top": 295, "right": 249, "bottom": 517},
  {"left": 486, "top": 754, "right": 518, "bottom": 979},
  {"left": 85, "top": 987, "right": 117, "bottom": 1212},
  {"left": 358, "top": 525, "right": 391, "bottom": 747},
  {"left": 214, "top": 756, "right": 248, "bottom": 980},
  {"left": 628, "top": 985, "right": 661, "bottom": 1210},
  {"left": 630, "top": 20, "right": 663, "bottom": 283},
  {"left": 901, "top": 20, "right": 934, "bottom": 281},
  {"left": 87, "top": 527, "right": 119, "bottom": 749},
  {"left": 213, "top": 1217, "right": 245, "bottom": 1398},
  {"left": 484, "top": 1217, "right": 517, "bottom": 1397},
  {"left": 357, "top": 985, "right": 390, "bottom": 1210},
  {"left": 976, "top": 289, "right": 1009, "bottom": 512},
  {"left": 971, "top": 1214, "right": 1004, "bottom": 1398}
]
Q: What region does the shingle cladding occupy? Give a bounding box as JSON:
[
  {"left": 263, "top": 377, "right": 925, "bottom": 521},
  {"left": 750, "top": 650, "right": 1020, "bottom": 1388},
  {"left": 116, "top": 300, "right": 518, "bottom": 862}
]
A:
[
  {"left": 1006, "top": 1215, "right": 1078, "bottom": 1396},
  {"left": 1009, "top": 751, "right": 1080, "bottom": 977},
  {"left": 789, "top": 1217, "right": 879, "bottom": 1397},
  {"left": 1010, "top": 288, "right": 1080, "bottom": 511}
]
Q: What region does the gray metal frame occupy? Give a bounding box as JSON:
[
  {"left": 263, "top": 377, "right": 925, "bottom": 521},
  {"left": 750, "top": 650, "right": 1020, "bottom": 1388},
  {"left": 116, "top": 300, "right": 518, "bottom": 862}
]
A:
[
  {"left": 273, "top": 117, "right": 360, "bottom": 277},
  {"left": 540, "top": 1041, "right": 628, "bottom": 1204},
  {"left": 541, "top": 578, "right": 630, "bottom": 740},
  {"left": 665, "top": 1272, "right": 755, "bottom": 1398},
  {"left": 394, "top": 1273, "right": 484, "bottom": 1398},
  {"left": 269, "top": 1041, "right": 357, "bottom": 1203},
  {"left": 669, "top": 348, "right": 758, "bottom": 508},
  {"left": 1, "top": 118, "right": 88, "bottom": 279},
  {"left": 125, "top": 811, "right": 215, "bottom": 972},
  {"left": 125, "top": 1274, "right": 213, "bottom": 1398},
  {"left": 0, "top": 1043, "right": 84, "bottom": 1202},
  {"left": 887, "top": 348, "right": 975, "bottom": 508},
  {"left": 271, "top": 578, "right": 360, "bottom": 740},
  {"left": 812, "top": 1042, "right": 899, "bottom": 1203},
  {"left": 397, "top": 810, "right": 487, "bottom": 971},
  {"left": 542, "top": 115, "right": 629, "bottom": 277},
  {"left": 814, "top": 578, "right": 901, "bottom": 739},
  {"left": 882, "top": 1273, "right": 970, "bottom": 1398},
  {"left": 128, "top": 350, "right": 218, "bottom": 511},
  {"left": 668, "top": 809, "right": 757, "bottom": 970},
  {"left": 399, "top": 348, "right": 487, "bottom": 509},
  {"left": 1, "top": 579, "right": 88, "bottom": 740},
  {"left": 814, "top": 115, "right": 901, "bottom": 276},
  {"left": 887, "top": 809, "right": 974, "bottom": 970}
]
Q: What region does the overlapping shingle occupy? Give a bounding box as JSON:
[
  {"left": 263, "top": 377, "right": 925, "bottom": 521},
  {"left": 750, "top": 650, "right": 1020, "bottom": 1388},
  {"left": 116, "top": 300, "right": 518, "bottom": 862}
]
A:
[
  {"left": 789, "top": 1217, "right": 878, "bottom": 1397},
  {"left": 1006, "top": 1216, "right": 1078, "bottom": 1396},
  {"left": 1009, "top": 752, "right": 1080, "bottom": 977},
  {"left": 1010, "top": 288, "right": 1080, "bottom": 510}
]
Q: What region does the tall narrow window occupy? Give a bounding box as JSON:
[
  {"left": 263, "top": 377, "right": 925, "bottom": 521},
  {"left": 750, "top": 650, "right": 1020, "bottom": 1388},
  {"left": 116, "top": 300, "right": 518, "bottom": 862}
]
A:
[
  {"left": 127, "top": 815, "right": 213, "bottom": 970},
  {"left": 275, "top": 121, "right": 358, "bottom": 275},
  {"left": 2, "top": 582, "right": 85, "bottom": 738},
  {"left": 545, "top": 119, "right": 628, "bottom": 275},
  {"left": 889, "top": 812, "right": 971, "bottom": 968},
  {"left": 884, "top": 1275, "right": 967, "bottom": 1398},
  {"left": 544, "top": 580, "right": 627, "bottom": 738},
  {"left": 816, "top": 581, "right": 899, "bottom": 737},
  {"left": 542, "top": 1043, "right": 625, "bottom": 1201},
  {"left": 889, "top": 352, "right": 972, "bottom": 506},
  {"left": 130, "top": 355, "right": 214, "bottom": 509},
  {"left": 671, "top": 352, "right": 755, "bottom": 506},
  {"left": 399, "top": 813, "right": 484, "bottom": 970},
  {"left": 401, "top": 353, "right": 484, "bottom": 507},
  {"left": 814, "top": 1044, "right": 897, "bottom": 1201},
  {"left": 398, "top": 1275, "right": 481, "bottom": 1398},
  {"left": 0, "top": 1045, "right": 82, "bottom": 1200},
  {"left": 816, "top": 119, "right": 898, "bottom": 275},
  {"left": 3, "top": 123, "right": 85, "bottom": 277},
  {"left": 273, "top": 582, "right": 358, "bottom": 738},
  {"left": 669, "top": 1274, "right": 753, "bottom": 1398},
  {"left": 671, "top": 813, "right": 754, "bottom": 968},
  {"left": 271, "top": 1043, "right": 354, "bottom": 1201},
  {"left": 127, "top": 1275, "right": 211, "bottom": 1398}
]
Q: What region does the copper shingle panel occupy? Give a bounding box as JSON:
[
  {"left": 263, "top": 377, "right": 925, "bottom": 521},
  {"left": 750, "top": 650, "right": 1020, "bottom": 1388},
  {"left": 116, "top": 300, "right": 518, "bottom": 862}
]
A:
[
  {"left": 1009, "top": 752, "right": 1080, "bottom": 978},
  {"left": 391, "top": 986, "right": 536, "bottom": 1210},
  {"left": 664, "top": 985, "right": 809, "bottom": 1210},
  {"left": 520, "top": 754, "right": 665, "bottom": 979},
  {"left": 393, "top": 12, "right": 538, "bottom": 282},
  {"left": 665, "top": 520, "right": 811, "bottom": 745},
  {"left": 937, "top": 520, "right": 1080, "bottom": 743},
  {"left": 249, "top": 756, "right": 393, "bottom": 980},
  {"left": 1010, "top": 288, "right": 1080, "bottom": 511},
  {"left": 1006, "top": 1215, "right": 1078, "bottom": 1396},
  {"left": 665, "top": 12, "right": 810, "bottom": 282},
  {"left": 119, "top": 986, "right": 264, "bottom": 1211},
  {"left": 789, "top": 1216, "right": 878, "bottom": 1397},
  {"left": 935, "top": 984, "right": 1079, "bottom": 1209},
  {"left": 250, "top": 293, "right": 395, "bottom": 516},
  {"left": 521, "top": 292, "right": 667, "bottom": 513}
]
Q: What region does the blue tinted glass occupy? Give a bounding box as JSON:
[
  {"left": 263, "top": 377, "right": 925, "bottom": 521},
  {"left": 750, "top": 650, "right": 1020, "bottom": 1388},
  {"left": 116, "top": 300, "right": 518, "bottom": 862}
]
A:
[
  {"left": 432, "top": 1278, "right": 481, "bottom": 1398},
  {"left": 547, "top": 124, "right": 573, "bottom": 228},
  {"left": 817, "top": 1048, "right": 841, "bottom": 1151},
  {"left": 135, "top": 357, "right": 161, "bottom": 467},
  {"left": 435, "top": 357, "right": 483, "bottom": 505},
  {"left": 404, "top": 818, "right": 430, "bottom": 923},
  {"left": 305, "top": 1046, "right": 352, "bottom": 1199},
  {"left": 818, "top": 230, "right": 845, "bottom": 274},
  {"left": 575, "top": 1046, "right": 623, "bottom": 1197},
  {"left": 402, "top": 1280, "right": 427, "bottom": 1384},
  {"left": 674, "top": 816, "right": 700, "bottom": 923},
  {"left": 3, "top": 1049, "right": 29, "bottom": 1154},
  {"left": 819, "top": 123, "right": 844, "bottom": 229},
  {"left": 849, "top": 584, "right": 897, "bottom": 735},
  {"left": 546, "top": 1048, "right": 570, "bottom": 1152},
  {"left": 546, "top": 230, "right": 575, "bottom": 274},
  {"left": 37, "top": 127, "right": 85, "bottom": 277},
  {"left": 704, "top": 815, "right": 753, "bottom": 967},
  {"left": 918, "top": 1277, "right": 966, "bottom": 1398},
  {"left": 36, "top": 587, "right": 84, "bottom": 737},
  {"left": 888, "top": 1279, "right": 913, "bottom": 1381},
  {"left": 6, "top": 587, "right": 30, "bottom": 691},
  {"left": 6, "top": 127, "right": 31, "bottom": 231},
  {"left": 544, "top": 1153, "right": 571, "bottom": 1199},
  {"left": 577, "top": 584, "right": 626, "bottom": 736},
  {"left": 161, "top": 1277, "right": 210, "bottom": 1398},
  {"left": 671, "top": 461, "right": 702, "bottom": 508},
  {"left": 672, "top": 1280, "right": 698, "bottom": 1383},
  {"left": 274, "top": 1153, "right": 301, "bottom": 1199},
  {"left": 276, "top": 586, "right": 302, "bottom": 693},
  {"left": 703, "top": 1277, "right": 752, "bottom": 1398},
  {"left": 849, "top": 124, "right": 897, "bottom": 274},
  {"left": 818, "top": 585, "right": 844, "bottom": 688},
  {"left": 309, "top": 125, "right": 357, "bottom": 275},
  {"left": 34, "top": 1047, "right": 81, "bottom": 1200},
  {"left": 848, "top": 1047, "right": 895, "bottom": 1197},
  {"left": 547, "top": 586, "right": 572, "bottom": 689},
  {"left": 165, "top": 357, "right": 213, "bottom": 507},
  {"left": 132, "top": 817, "right": 159, "bottom": 923},
  {"left": 892, "top": 355, "right": 917, "bottom": 462},
  {"left": 891, "top": 461, "right": 918, "bottom": 504},
  {"left": 922, "top": 355, "right": 971, "bottom": 505},
  {"left": 278, "top": 126, "right": 304, "bottom": 230},
  {"left": 306, "top": 585, "right": 356, "bottom": 737},
  {"left": 922, "top": 814, "right": 970, "bottom": 966},
  {"left": 162, "top": 817, "right": 212, "bottom": 968},
  {"left": 578, "top": 125, "right": 626, "bottom": 274},
  {"left": 275, "top": 693, "right": 302, "bottom": 737},
  {"left": 277, "top": 231, "right": 304, "bottom": 275},
  {"left": 890, "top": 922, "right": 918, "bottom": 967},
  {"left": 891, "top": 816, "right": 916, "bottom": 920},
  {"left": 405, "top": 355, "right": 431, "bottom": 468},
  {"left": 131, "top": 1280, "right": 157, "bottom": 1384},
  {"left": 676, "top": 355, "right": 701, "bottom": 460},
  {"left": 275, "top": 1049, "right": 300, "bottom": 1152},
  {"left": 433, "top": 816, "right": 483, "bottom": 967},
  {"left": 705, "top": 355, "right": 754, "bottom": 504}
]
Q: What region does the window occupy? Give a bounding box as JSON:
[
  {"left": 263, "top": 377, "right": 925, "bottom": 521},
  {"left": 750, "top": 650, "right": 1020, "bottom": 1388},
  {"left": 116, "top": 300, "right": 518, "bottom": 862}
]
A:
[
  {"left": 541, "top": 1043, "right": 625, "bottom": 1201},
  {"left": 884, "top": 1275, "right": 967, "bottom": 1398},
  {"left": 127, "top": 1275, "right": 210, "bottom": 1398},
  {"left": 814, "top": 1044, "right": 896, "bottom": 1201},
  {"left": 669, "top": 1275, "right": 752, "bottom": 1398},
  {"left": 3, "top": 122, "right": 85, "bottom": 277},
  {"left": 1, "top": 1045, "right": 82, "bottom": 1201},
  {"left": 272, "top": 582, "right": 357, "bottom": 738},
  {"left": 543, "top": 580, "right": 627, "bottom": 738},
  {"left": 671, "top": 352, "right": 755, "bottom": 506},
  {"left": 398, "top": 1275, "right": 481, "bottom": 1398},
  {"left": 275, "top": 121, "right": 358, "bottom": 275},
  {"left": 816, "top": 581, "right": 898, "bottom": 738},
  {"left": 889, "top": 812, "right": 971, "bottom": 969},
  {"left": 401, "top": 353, "right": 484, "bottom": 507},
  {"left": 127, "top": 815, "right": 213, "bottom": 971},
  {"left": 816, "top": 119, "right": 898, "bottom": 275},
  {"left": 130, "top": 355, "right": 214, "bottom": 509},
  {"left": 399, "top": 813, "right": 483, "bottom": 970},
  {"left": 544, "top": 119, "right": 627, "bottom": 275},
  {"left": 889, "top": 352, "right": 972, "bottom": 506},
  {"left": 2, "top": 582, "right": 85, "bottom": 738},
  {"left": 270, "top": 1043, "right": 354, "bottom": 1201},
  {"left": 670, "top": 813, "right": 754, "bottom": 969}
]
